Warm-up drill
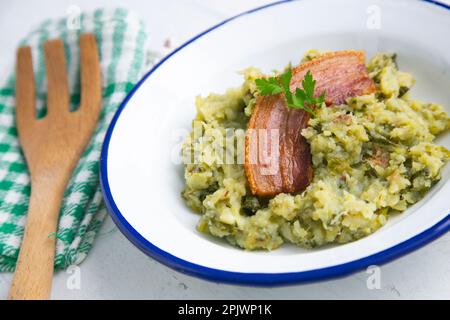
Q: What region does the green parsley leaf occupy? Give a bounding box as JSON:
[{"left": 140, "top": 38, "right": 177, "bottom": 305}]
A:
[
  {"left": 302, "top": 71, "right": 316, "bottom": 101},
  {"left": 255, "top": 67, "right": 326, "bottom": 116},
  {"left": 315, "top": 91, "right": 326, "bottom": 107},
  {"left": 279, "top": 68, "right": 292, "bottom": 91},
  {"left": 255, "top": 77, "right": 284, "bottom": 95},
  {"left": 291, "top": 88, "right": 306, "bottom": 108}
]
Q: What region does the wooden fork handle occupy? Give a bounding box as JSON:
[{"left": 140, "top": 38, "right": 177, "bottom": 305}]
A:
[{"left": 8, "top": 173, "right": 71, "bottom": 300}]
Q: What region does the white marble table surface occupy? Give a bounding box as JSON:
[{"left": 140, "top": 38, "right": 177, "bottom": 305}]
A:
[{"left": 0, "top": 0, "right": 449, "bottom": 299}]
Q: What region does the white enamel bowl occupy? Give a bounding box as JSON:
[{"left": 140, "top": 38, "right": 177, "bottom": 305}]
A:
[{"left": 100, "top": 0, "right": 450, "bottom": 285}]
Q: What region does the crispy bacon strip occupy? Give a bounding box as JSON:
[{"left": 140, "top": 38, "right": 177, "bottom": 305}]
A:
[
  {"left": 290, "top": 51, "right": 377, "bottom": 105},
  {"left": 245, "top": 50, "right": 377, "bottom": 196}
]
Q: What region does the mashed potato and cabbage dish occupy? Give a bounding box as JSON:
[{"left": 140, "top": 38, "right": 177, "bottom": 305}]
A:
[{"left": 181, "top": 50, "right": 450, "bottom": 250}]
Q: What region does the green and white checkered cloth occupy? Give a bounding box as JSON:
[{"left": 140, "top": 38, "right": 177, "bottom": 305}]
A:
[{"left": 0, "top": 8, "right": 148, "bottom": 271}]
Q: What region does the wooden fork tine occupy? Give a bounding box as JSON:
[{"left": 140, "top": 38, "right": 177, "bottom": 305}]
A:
[
  {"left": 44, "top": 39, "right": 69, "bottom": 117},
  {"left": 16, "top": 47, "right": 36, "bottom": 127},
  {"left": 79, "top": 34, "right": 101, "bottom": 115}
]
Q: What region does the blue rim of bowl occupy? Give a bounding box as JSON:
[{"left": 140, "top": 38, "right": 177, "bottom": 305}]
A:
[{"left": 100, "top": 0, "right": 450, "bottom": 286}]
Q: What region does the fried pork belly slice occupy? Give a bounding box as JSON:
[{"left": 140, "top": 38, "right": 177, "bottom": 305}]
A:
[
  {"left": 245, "top": 50, "right": 377, "bottom": 196},
  {"left": 291, "top": 50, "right": 377, "bottom": 105}
]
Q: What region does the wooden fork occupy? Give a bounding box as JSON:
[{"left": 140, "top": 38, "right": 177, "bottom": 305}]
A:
[{"left": 8, "top": 34, "right": 101, "bottom": 300}]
